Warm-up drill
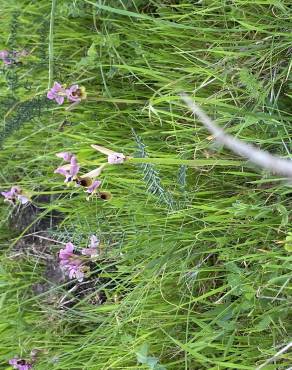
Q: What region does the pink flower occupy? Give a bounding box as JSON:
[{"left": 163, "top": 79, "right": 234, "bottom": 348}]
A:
[
  {"left": 1, "top": 186, "right": 20, "bottom": 199},
  {"left": 0, "top": 50, "right": 12, "bottom": 65},
  {"left": 0, "top": 50, "right": 29, "bottom": 66},
  {"left": 0, "top": 50, "right": 9, "bottom": 59},
  {"left": 54, "top": 155, "right": 80, "bottom": 182},
  {"left": 66, "top": 85, "right": 81, "bottom": 102},
  {"left": 68, "top": 265, "right": 85, "bottom": 281},
  {"left": 56, "top": 152, "right": 73, "bottom": 162},
  {"left": 82, "top": 235, "right": 99, "bottom": 258},
  {"left": 9, "top": 358, "right": 32, "bottom": 370},
  {"left": 3, "top": 58, "right": 13, "bottom": 65},
  {"left": 59, "top": 242, "right": 85, "bottom": 282},
  {"left": 108, "top": 153, "right": 126, "bottom": 164},
  {"left": 47, "top": 82, "right": 67, "bottom": 105},
  {"left": 68, "top": 156, "right": 80, "bottom": 180},
  {"left": 86, "top": 180, "right": 101, "bottom": 194},
  {"left": 1, "top": 186, "right": 29, "bottom": 205},
  {"left": 66, "top": 84, "right": 87, "bottom": 103},
  {"left": 59, "top": 242, "right": 75, "bottom": 264},
  {"left": 91, "top": 145, "right": 127, "bottom": 164}
]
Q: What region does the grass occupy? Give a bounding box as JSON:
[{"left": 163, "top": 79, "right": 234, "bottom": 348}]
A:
[{"left": 0, "top": 0, "right": 291, "bottom": 369}]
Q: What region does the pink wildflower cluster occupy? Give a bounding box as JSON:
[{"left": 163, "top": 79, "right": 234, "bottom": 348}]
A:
[
  {"left": 54, "top": 152, "right": 102, "bottom": 196},
  {"left": 9, "top": 358, "right": 32, "bottom": 370},
  {"left": 0, "top": 50, "right": 28, "bottom": 66},
  {"left": 54, "top": 145, "right": 130, "bottom": 200},
  {"left": 59, "top": 242, "right": 85, "bottom": 282},
  {"left": 47, "top": 82, "right": 87, "bottom": 105},
  {"left": 82, "top": 235, "right": 100, "bottom": 258},
  {"left": 59, "top": 236, "right": 99, "bottom": 282},
  {"left": 1, "top": 186, "right": 29, "bottom": 205}
]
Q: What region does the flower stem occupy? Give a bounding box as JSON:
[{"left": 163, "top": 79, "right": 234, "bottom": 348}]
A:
[
  {"left": 89, "top": 158, "right": 242, "bottom": 167},
  {"left": 128, "top": 157, "right": 242, "bottom": 166},
  {"left": 87, "top": 97, "right": 146, "bottom": 104},
  {"left": 48, "top": 0, "right": 57, "bottom": 89}
]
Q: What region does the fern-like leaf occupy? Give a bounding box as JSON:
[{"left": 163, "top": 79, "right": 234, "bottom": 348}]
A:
[{"left": 132, "top": 129, "right": 175, "bottom": 209}]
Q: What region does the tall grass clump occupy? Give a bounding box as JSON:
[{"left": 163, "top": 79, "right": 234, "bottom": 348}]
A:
[{"left": 0, "top": 1, "right": 291, "bottom": 369}]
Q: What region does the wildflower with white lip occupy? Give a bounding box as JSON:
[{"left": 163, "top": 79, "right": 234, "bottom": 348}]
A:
[
  {"left": 82, "top": 235, "right": 100, "bottom": 258},
  {"left": 91, "top": 144, "right": 128, "bottom": 164},
  {"left": 59, "top": 242, "right": 85, "bottom": 282},
  {"left": 1, "top": 186, "right": 30, "bottom": 205},
  {"left": 47, "top": 82, "right": 87, "bottom": 107},
  {"left": 54, "top": 151, "right": 109, "bottom": 200},
  {"left": 9, "top": 357, "right": 32, "bottom": 370}
]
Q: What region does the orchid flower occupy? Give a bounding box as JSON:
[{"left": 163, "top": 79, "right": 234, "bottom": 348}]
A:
[
  {"left": 86, "top": 180, "right": 101, "bottom": 194},
  {"left": 47, "top": 82, "right": 87, "bottom": 106},
  {"left": 0, "top": 50, "right": 8, "bottom": 59},
  {"left": 54, "top": 155, "right": 80, "bottom": 182},
  {"left": 0, "top": 49, "right": 29, "bottom": 66},
  {"left": 59, "top": 242, "right": 85, "bottom": 282},
  {"left": 81, "top": 166, "right": 106, "bottom": 200},
  {"left": 66, "top": 84, "right": 87, "bottom": 103},
  {"left": 47, "top": 82, "right": 67, "bottom": 105},
  {"left": 0, "top": 50, "right": 11, "bottom": 64},
  {"left": 82, "top": 235, "right": 99, "bottom": 258},
  {"left": 55, "top": 150, "right": 107, "bottom": 198},
  {"left": 91, "top": 144, "right": 127, "bottom": 164},
  {"left": 1, "top": 186, "right": 29, "bottom": 205},
  {"left": 9, "top": 358, "right": 32, "bottom": 370}
]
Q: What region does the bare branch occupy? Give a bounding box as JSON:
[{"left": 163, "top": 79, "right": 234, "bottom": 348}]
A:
[
  {"left": 181, "top": 94, "right": 292, "bottom": 178},
  {"left": 255, "top": 341, "right": 292, "bottom": 370}
]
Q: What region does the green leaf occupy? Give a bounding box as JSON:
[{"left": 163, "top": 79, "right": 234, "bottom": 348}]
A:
[
  {"left": 87, "top": 42, "right": 97, "bottom": 58},
  {"left": 227, "top": 273, "right": 243, "bottom": 296},
  {"left": 136, "top": 343, "right": 150, "bottom": 364},
  {"left": 255, "top": 315, "right": 271, "bottom": 332},
  {"left": 136, "top": 343, "right": 162, "bottom": 369},
  {"left": 284, "top": 233, "right": 292, "bottom": 252},
  {"left": 276, "top": 204, "right": 289, "bottom": 227}
]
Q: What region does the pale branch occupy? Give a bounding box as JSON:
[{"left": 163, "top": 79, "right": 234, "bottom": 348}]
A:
[{"left": 181, "top": 94, "right": 292, "bottom": 178}]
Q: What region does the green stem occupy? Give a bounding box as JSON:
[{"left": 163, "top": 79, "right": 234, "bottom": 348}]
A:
[
  {"left": 88, "top": 97, "right": 146, "bottom": 104},
  {"left": 89, "top": 157, "right": 242, "bottom": 167},
  {"left": 48, "top": 0, "right": 57, "bottom": 88},
  {"left": 129, "top": 157, "right": 242, "bottom": 166}
]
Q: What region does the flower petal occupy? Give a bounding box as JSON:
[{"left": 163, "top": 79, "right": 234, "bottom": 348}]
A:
[
  {"left": 0, "top": 50, "right": 9, "bottom": 59},
  {"left": 108, "top": 153, "right": 125, "bottom": 164},
  {"left": 86, "top": 180, "right": 101, "bottom": 194},
  {"left": 17, "top": 195, "right": 29, "bottom": 204},
  {"left": 54, "top": 167, "right": 69, "bottom": 177},
  {"left": 64, "top": 242, "right": 75, "bottom": 254},
  {"left": 47, "top": 90, "right": 55, "bottom": 100},
  {"left": 68, "top": 268, "right": 76, "bottom": 279},
  {"left": 9, "top": 358, "right": 18, "bottom": 366},
  {"left": 90, "top": 235, "right": 99, "bottom": 248},
  {"left": 82, "top": 164, "right": 106, "bottom": 179},
  {"left": 53, "top": 81, "right": 62, "bottom": 91},
  {"left": 56, "top": 152, "right": 73, "bottom": 162},
  {"left": 75, "top": 269, "right": 84, "bottom": 282},
  {"left": 81, "top": 247, "right": 98, "bottom": 257},
  {"left": 55, "top": 95, "right": 65, "bottom": 105},
  {"left": 69, "top": 156, "right": 80, "bottom": 177}
]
